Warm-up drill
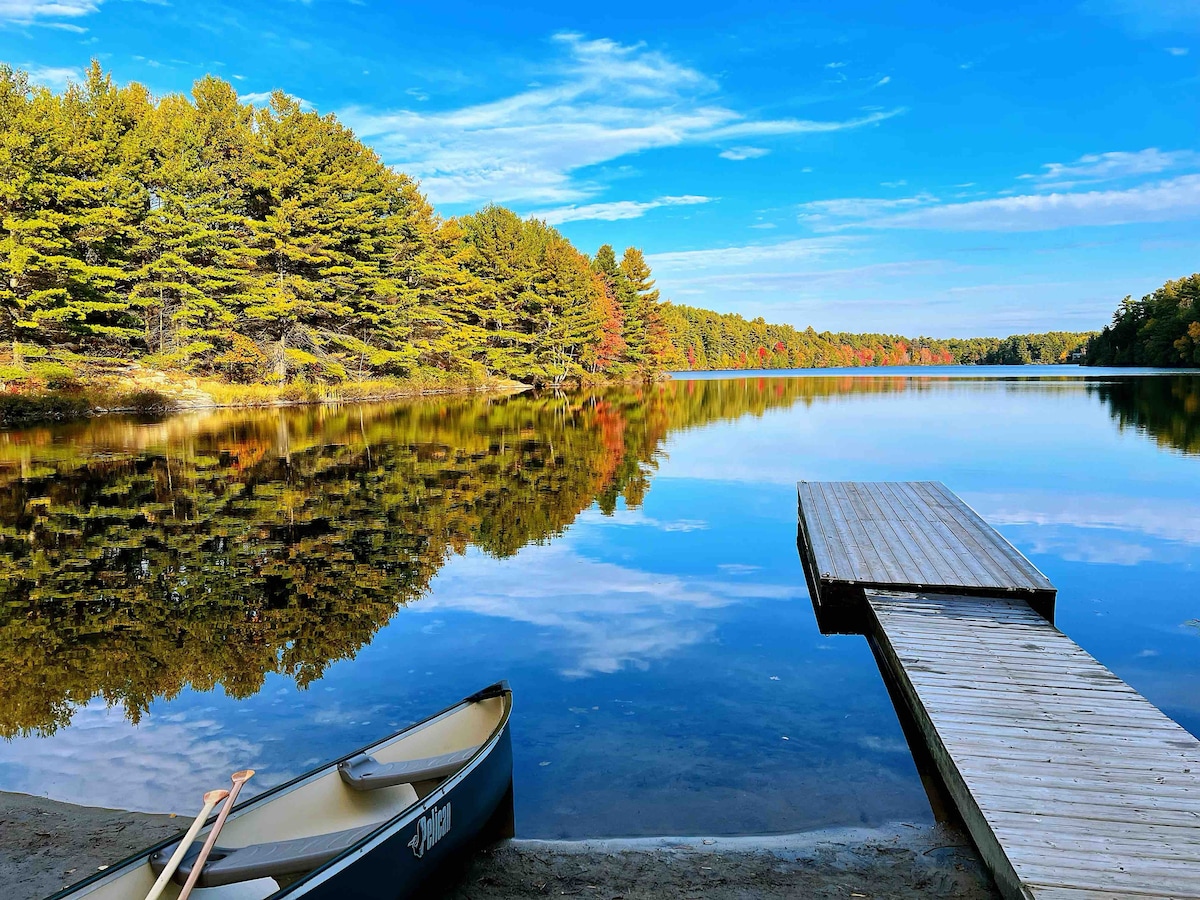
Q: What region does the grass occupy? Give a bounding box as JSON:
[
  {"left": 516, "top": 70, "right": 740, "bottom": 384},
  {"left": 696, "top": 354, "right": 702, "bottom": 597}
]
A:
[{"left": 0, "top": 352, "right": 525, "bottom": 428}]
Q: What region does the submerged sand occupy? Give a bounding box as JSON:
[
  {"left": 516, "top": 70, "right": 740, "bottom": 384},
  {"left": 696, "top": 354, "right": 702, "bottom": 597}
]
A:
[{"left": 1, "top": 791, "right": 998, "bottom": 899}]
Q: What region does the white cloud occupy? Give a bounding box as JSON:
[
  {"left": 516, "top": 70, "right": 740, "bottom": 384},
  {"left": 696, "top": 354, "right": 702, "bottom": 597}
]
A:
[
  {"left": 528, "top": 194, "right": 712, "bottom": 225},
  {"left": 0, "top": 0, "right": 99, "bottom": 25},
  {"left": 240, "top": 90, "right": 314, "bottom": 111},
  {"left": 21, "top": 63, "right": 81, "bottom": 88},
  {"left": 1166, "top": 46, "right": 1190, "bottom": 54},
  {"left": 798, "top": 193, "right": 937, "bottom": 224},
  {"left": 339, "top": 33, "right": 903, "bottom": 205},
  {"left": 647, "top": 236, "right": 854, "bottom": 272},
  {"left": 874, "top": 75, "right": 891, "bottom": 87},
  {"left": 1020, "top": 147, "right": 1200, "bottom": 189},
  {"left": 862, "top": 173, "right": 1200, "bottom": 231},
  {"left": 825, "top": 61, "right": 847, "bottom": 68},
  {"left": 719, "top": 146, "right": 770, "bottom": 161}
]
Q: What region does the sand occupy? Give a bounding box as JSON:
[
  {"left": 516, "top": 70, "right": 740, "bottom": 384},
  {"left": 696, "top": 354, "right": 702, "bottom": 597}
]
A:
[{"left": 1, "top": 791, "right": 998, "bottom": 900}]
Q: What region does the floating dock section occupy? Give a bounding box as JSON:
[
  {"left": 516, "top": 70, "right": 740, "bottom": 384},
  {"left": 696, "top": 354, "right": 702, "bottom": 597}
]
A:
[
  {"left": 796, "top": 480, "right": 1056, "bottom": 634},
  {"left": 796, "top": 481, "right": 1200, "bottom": 900}
]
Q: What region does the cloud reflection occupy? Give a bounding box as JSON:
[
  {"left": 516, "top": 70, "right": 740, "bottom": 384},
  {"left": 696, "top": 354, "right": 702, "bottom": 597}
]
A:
[{"left": 420, "top": 540, "right": 798, "bottom": 678}]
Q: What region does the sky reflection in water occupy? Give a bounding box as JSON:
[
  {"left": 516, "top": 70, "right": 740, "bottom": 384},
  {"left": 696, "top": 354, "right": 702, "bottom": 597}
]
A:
[{"left": 0, "top": 368, "right": 1196, "bottom": 839}]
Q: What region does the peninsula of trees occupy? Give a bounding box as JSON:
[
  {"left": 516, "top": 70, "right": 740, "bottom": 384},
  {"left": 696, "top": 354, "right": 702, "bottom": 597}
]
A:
[
  {"left": 0, "top": 63, "right": 1096, "bottom": 402},
  {"left": 1086, "top": 274, "right": 1200, "bottom": 367}
]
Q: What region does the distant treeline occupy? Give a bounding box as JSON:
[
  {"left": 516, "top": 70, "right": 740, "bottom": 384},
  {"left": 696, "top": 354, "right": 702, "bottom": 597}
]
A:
[
  {"left": 1085, "top": 274, "right": 1200, "bottom": 367},
  {"left": 661, "top": 303, "right": 1092, "bottom": 369},
  {"left": 0, "top": 62, "right": 1097, "bottom": 391},
  {"left": 942, "top": 332, "right": 1096, "bottom": 366}
]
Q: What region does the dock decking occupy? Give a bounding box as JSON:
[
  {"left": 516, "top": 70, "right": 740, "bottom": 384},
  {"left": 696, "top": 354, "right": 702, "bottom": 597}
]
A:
[
  {"left": 869, "top": 590, "right": 1200, "bottom": 900},
  {"left": 796, "top": 480, "right": 1056, "bottom": 633},
  {"left": 795, "top": 481, "right": 1200, "bottom": 899}
]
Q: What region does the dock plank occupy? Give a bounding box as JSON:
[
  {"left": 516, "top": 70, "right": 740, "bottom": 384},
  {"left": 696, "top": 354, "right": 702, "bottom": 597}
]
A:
[{"left": 866, "top": 590, "right": 1200, "bottom": 900}]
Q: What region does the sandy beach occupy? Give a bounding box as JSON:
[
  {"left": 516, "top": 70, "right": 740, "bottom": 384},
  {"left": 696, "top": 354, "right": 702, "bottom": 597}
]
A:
[{"left": 2, "top": 791, "right": 997, "bottom": 900}]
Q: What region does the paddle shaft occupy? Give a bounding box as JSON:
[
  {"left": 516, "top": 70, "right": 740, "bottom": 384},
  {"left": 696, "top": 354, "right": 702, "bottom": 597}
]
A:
[
  {"left": 142, "top": 789, "right": 228, "bottom": 900},
  {"left": 176, "top": 770, "right": 254, "bottom": 900}
]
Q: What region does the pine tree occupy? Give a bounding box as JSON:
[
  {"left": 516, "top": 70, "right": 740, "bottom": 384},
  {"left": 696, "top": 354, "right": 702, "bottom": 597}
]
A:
[
  {"left": 618, "top": 247, "right": 660, "bottom": 374},
  {"left": 2, "top": 62, "right": 151, "bottom": 353},
  {"left": 131, "top": 86, "right": 257, "bottom": 369}
]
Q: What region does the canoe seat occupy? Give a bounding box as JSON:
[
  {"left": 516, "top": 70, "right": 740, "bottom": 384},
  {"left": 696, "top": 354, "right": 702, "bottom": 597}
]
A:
[
  {"left": 337, "top": 745, "right": 480, "bottom": 791},
  {"left": 149, "top": 823, "right": 379, "bottom": 888}
]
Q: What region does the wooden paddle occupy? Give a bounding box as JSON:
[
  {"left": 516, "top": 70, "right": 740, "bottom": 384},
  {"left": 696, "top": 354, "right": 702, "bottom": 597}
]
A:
[
  {"left": 176, "top": 769, "right": 254, "bottom": 900},
  {"left": 142, "top": 789, "right": 229, "bottom": 900}
]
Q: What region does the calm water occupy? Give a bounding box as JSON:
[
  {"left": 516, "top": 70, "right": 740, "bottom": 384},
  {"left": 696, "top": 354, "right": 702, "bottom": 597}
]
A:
[{"left": 0, "top": 368, "right": 1196, "bottom": 838}]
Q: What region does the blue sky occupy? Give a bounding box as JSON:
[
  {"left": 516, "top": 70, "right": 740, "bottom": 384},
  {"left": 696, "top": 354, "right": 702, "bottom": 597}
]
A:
[{"left": 2, "top": 0, "right": 1198, "bottom": 336}]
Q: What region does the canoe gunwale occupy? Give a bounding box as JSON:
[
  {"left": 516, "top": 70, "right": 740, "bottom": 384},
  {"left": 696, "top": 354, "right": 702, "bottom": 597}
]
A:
[{"left": 47, "top": 680, "right": 513, "bottom": 900}]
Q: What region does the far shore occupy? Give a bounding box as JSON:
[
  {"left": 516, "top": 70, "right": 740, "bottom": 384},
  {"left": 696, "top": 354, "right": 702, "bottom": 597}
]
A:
[{"left": 1, "top": 790, "right": 997, "bottom": 900}]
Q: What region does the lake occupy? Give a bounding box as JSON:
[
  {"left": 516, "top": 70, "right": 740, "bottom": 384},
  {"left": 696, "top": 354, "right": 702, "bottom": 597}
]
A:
[{"left": 0, "top": 367, "right": 1196, "bottom": 839}]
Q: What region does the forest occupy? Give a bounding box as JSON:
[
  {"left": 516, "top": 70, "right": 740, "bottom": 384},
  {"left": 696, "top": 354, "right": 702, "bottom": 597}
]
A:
[
  {"left": 1085, "top": 274, "right": 1200, "bottom": 367},
  {"left": 0, "top": 63, "right": 1096, "bottom": 400}
]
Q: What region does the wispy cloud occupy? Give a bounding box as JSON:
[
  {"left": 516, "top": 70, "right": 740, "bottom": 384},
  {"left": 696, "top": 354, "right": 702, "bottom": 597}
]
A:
[
  {"left": 0, "top": 0, "right": 100, "bottom": 26},
  {"left": 1020, "top": 147, "right": 1200, "bottom": 189},
  {"left": 862, "top": 174, "right": 1200, "bottom": 231},
  {"left": 21, "top": 63, "right": 82, "bottom": 88},
  {"left": 647, "top": 236, "right": 854, "bottom": 271},
  {"left": 790, "top": 148, "right": 1200, "bottom": 233},
  {"left": 339, "top": 33, "right": 903, "bottom": 205},
  {"left": 719, "top": 146, "right": 770, "bottom": 161},
  {"left": 1166, "top": 46, "right": 1190, "bottom": 55},
  {"left": 240, "top": 89, "right": 314, "bottom": 111},
  {"left": 528, "top": 194, "right": 712, "bottom": 224},
  {"left": 798, "top": 193, "right": 937, "bottom": 224}
]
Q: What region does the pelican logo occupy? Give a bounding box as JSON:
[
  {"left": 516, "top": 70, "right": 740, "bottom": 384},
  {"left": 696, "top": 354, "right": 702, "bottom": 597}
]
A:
[{"left": 407, "top": 803, "right": 451, "bottom": 859}]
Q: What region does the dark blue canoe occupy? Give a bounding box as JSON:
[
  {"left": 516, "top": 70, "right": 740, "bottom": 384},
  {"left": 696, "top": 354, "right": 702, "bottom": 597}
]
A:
[{"left": 52, "top": 682, "right": 513, "bottom": 900}]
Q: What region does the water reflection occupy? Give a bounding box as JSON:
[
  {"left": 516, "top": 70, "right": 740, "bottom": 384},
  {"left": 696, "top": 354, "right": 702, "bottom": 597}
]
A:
[
  {"left": 0, "top": 371, "right": 1197, "bottom": 837},
  {"left": 0, "top": 381, "right": 841, "bottom": 739},
  {"left": 1091, "top": 375, "right": 1200, "bottom": 454}
]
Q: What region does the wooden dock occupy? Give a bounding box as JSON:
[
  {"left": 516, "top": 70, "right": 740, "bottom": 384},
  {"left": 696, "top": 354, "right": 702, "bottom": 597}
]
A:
[
  {"left": 869, "top": 590, "right": 1200, "bottom": 900},
  {"left": 796, "top": 480, "right": 1056, "bottom": 633},
  {"left": 795, "top": 480, "right": 1200, "bottom": 900}
]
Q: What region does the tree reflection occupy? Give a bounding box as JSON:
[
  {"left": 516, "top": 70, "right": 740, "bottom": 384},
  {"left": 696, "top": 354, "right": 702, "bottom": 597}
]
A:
[
  {"left": 1091, "top": 376, "right": 1200, "bottom": 455},
  {"left": 2, "top": 378, "right": 902, "bottom": 738},
  {"left": 7, "top": 372, "right": 1184, "bottom": 738}
]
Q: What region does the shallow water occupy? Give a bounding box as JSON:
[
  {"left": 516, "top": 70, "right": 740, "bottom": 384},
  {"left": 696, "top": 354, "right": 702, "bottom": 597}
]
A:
[{"left": 0, "top": 368, "right": 1196, "bottom": 838}]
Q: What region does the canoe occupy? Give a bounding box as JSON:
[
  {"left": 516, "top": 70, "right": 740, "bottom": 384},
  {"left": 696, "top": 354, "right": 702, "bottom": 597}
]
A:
[{"left": 51, "top": 682, "right": 513, "bottom": 900}]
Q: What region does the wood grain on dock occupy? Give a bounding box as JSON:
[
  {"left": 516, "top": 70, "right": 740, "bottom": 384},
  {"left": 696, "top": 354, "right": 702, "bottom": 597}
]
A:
[
  {"left": 867, "top": 590, "right": 1200, "bottom": 899},
  {"left": 796, "top": 481, "right": 1056, "bottom": 631}
]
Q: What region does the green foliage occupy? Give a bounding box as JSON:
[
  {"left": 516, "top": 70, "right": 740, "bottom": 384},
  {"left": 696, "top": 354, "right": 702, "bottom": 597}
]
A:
[
  {"left": 28, "top": 361, "right": 77, "bottom": 388},
  {"left": 0, "top": 66, "right": 674, "bottom": 389},
  {"left": 1086, "top": 274, "right": 1200, "bottom": 367}
]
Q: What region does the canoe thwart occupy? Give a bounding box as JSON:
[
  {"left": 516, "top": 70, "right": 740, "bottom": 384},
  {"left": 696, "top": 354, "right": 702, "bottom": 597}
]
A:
[
  {"left": 338, "top": 745, "right": 481, "bottom": 791},
  {"left": 151, "top": 822, "right": 379, "bottom": 888}
]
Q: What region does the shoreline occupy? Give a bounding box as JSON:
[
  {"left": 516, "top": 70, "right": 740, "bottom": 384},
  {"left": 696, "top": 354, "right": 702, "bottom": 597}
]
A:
[{"left": 1, "top": 791, "right": 997, "bottom": 899}]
